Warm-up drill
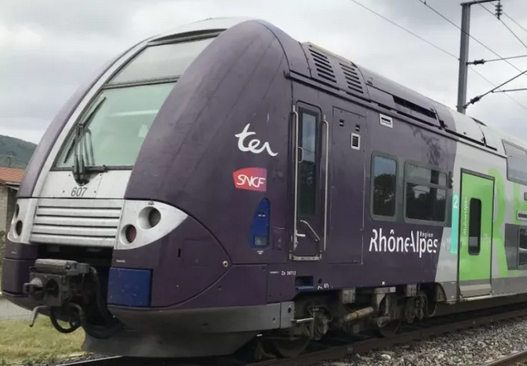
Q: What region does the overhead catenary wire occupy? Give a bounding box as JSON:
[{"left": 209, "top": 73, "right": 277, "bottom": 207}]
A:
[
  {"left": 493, "top": 87, "right": 527, "bottom": 94},
  {"left": 479, "top": 4, "right": 527, "bottom": 51},
  {"left": 465, "top": 68, "right": 527, "bottom": 107},
  {"left": 349, "top": 0, "right": 458, "bottom": 60},
  {"left": 415, "top": 0, "right": 527, "bottom": 112},
  {"left": 417, "top": 0, "right": 527, "bottom": 76},
  {"left": 349, "top": 0, "right": 527, "bottom": 112},
  {"left": 504, "top": 12, "right": 527, "bottom": 36},
  {"left": 468, "top": 54, "right": 527, "bottom": 65}
]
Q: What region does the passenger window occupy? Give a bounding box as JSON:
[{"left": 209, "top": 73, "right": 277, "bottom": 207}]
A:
[
  {"left": 519, "top": 228, "right": 527, "bottom": 267},
  {"left": 468, "top": 198, "right": 482, "bottom": 255},
  {"left": 298, "top": 111, "right": 318, "bottom": 217},
  {"left": 372, "top": 156, "right": 397, "bottom": 217},
  {"left": 503, "top": 141, "right": 527, "bottom": 185},
  {"left": 405, "top": 163, "right": 447, "bottom": 223}
]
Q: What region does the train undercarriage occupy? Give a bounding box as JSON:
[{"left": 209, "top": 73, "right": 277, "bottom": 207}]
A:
[{"left": 22, "top": 254, "right": 445, "bottom": 359}]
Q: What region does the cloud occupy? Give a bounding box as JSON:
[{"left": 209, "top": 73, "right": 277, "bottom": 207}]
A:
[{"left": 1, "top": 0, "right": 527, "bottom": 143}]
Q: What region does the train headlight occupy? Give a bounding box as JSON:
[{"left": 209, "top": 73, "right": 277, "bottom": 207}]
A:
[
  {"left": 115, "top": 201, "right": 187, "bottom": 250},
  {"left": 7, "top": 199, "right": 37, "bottom": 243},
  {"left": 123, "top": 225, "right": 137, "bottom": 244},
  {"left": 138, "top": 207, "right": 161, "bottom": 230},
  {"left": 14, "top": 204, "right": 20, "bottom": 220},
  {"left": 14, "top": 220, "right": 23, "bottom": 238}
]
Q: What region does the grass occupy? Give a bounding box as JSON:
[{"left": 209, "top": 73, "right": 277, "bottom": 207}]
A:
[{"left": 0, "top": 317, "right": 86, "bottom": 365}]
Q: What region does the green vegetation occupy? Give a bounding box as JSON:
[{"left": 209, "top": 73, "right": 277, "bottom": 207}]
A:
[
  {"left": 0, "top": 318, "right": 85, "bottom": 365},
  {"left": 0, "top": 134, "right": 36, "bottom": 169}
]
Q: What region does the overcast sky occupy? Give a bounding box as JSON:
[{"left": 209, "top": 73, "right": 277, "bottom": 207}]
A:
[{"left": 1, "top": 0, "right": 527, "bottom": 144}]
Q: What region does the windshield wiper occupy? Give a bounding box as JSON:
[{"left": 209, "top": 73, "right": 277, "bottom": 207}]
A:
[
  {"left": 73, "top": 124, "right": 87, "bottom": 185},
  {"left": 71, "top": 96, "right": 106, "bottom": 185}
]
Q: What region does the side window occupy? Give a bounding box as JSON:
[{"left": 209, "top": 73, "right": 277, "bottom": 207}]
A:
[
  {"left": 298, "top": 111, "right": 318, "bottom": 218},
  {"left": 503, "top": 141, "right": 527, "bottom": 185},
  {"left": 468, "top": 198, "right": 482, "bottom": 255},
  {"left": 372, "top": 155, "right": 397, "bottom": 218},
  {"left": 519, "top": 228, "right": 527, "bottom": 267},
  {"left": 405, "top": 163, "right": 447, "bottom": 223}
]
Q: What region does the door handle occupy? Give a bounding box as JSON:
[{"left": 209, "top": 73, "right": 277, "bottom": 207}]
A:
[
  {"left": 322, "top": 115, "right": 329, "bottom": 253},
  {"left": 296, "top": 231, "right": 306, "bottom": 238},
  {"left": 292, "top": 106, "right": 300, "bottom": 251},
  {"left": 299, "top": 220, "right": 321, "bottom": 242}
]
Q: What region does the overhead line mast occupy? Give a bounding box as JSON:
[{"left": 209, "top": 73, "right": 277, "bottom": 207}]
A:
[{"left": 457, "top": 0, "right": 496, "bottom": 114}]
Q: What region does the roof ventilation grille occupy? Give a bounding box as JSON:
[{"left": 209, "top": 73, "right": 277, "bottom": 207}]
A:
[
  {"left": 340, "top": 63, "right": 364, "bottom": 94},
  {"left": 393, "top": 96, "right": 436, "bottom": 119},
  {"left": 309, "top": 47, "right": 337, "bottom": 84}
]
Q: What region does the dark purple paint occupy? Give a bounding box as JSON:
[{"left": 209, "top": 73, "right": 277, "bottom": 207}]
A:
[{"left": 4, "top": 19, "right": 460, "bottom": 333}]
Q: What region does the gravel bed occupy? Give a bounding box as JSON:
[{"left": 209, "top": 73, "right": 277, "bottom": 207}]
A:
[{"left": 323, "top": 317, "right": 527, "bottom": 366}]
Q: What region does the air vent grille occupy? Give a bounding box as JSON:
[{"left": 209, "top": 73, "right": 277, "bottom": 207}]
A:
[
  {"left": 340, "top": 63, "right": 364, "bottom": 94},
  {"left": 303, "top": 43, "right": 366, "bottom": 96},
  {"left": 393, "top": 96, "right": 436, "bottom": 119},
  {"left": 30, "top": 199, "right": 123, "bottom": 248},
  {"left": 309, "top": 48, "right": 337, "bottom": 84}
]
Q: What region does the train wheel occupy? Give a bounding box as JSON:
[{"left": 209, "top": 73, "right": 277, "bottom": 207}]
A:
[
  {"left": 377, "top": 320, "right": 401, "bottom": 338},
  {"left": 272, "top": 337, "right": 309, "bottom": 358}
]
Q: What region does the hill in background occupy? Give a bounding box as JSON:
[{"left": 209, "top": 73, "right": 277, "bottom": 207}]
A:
[{"left": 0, "top": 135, "right": 36, "bottom": 169}]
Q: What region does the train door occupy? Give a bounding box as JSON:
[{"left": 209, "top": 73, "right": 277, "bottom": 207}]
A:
[
  {"left": 326, "top": 106, "right": 367, "bottom": 263},
  {"left": 458, "top": 171, "right": 494, "bottom": 298},
  {"left": 291, "top": 103, "right": 328, "bottom": 261}
]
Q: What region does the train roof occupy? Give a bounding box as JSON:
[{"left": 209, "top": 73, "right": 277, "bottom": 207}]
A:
[
  {"left": 298, "top": 39, "right": 521, "bottom": 157},
  {"left": 150, "top": 17, "right": 255, "bottom": 43},
  {"left": 142, "top": 18, "right": 523, "bottom": 157}
]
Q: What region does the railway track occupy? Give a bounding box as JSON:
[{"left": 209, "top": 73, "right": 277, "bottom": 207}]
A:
[
  {"left": 483, "top": 350, "right": 527, "bottom": 366},
  {"left": 49, "top": 303, "right": 527, "bottom": 366}
]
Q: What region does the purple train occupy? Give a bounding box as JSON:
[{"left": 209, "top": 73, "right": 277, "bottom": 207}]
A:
[{"left": 4, "top": 17, "right": 527, "bottom": 358}]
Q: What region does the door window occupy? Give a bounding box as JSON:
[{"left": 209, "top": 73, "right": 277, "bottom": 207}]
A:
[
  {"left": 519, "top": 228, "right": 527, "bottom": 267},
  {"left": 468, "top": 198, "right": 482, "bottom": 255},
  {"left": 298, "top": 111, "right": 318, "bottom": 218}
]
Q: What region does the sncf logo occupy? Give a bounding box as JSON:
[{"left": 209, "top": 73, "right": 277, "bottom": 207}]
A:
[{"left": 233, "top": 168, "right": 267, "bottom": 192}]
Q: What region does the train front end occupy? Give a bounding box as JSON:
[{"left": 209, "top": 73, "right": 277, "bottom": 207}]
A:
[{"left": 1, "top": 18, "right": 295, "bottom": 358}]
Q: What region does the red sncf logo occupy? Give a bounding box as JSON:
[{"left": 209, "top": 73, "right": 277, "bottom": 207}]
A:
[{"left": 233, "top": 168, "right": 267, "bottom": 192}]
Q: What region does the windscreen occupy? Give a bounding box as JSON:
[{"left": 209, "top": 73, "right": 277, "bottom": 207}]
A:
[
  {"left": 56, "top": 83, "right": 175, "bottom": 167},
  {"left": 55, "top": 36, "right": 216, "bottom": 169},
  {"left": 109, "top": 37, "right": 214, "bottom": 85}
]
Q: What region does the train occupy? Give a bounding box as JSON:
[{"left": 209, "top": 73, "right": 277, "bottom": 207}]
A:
[{"left": 3, "top": 17, "right": 527, "bottom": 359}]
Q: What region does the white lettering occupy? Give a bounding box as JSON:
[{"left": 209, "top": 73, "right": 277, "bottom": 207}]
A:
[
  {"left": 236, "top": 174, "right": 266, "bottom": 188},
  {"left": 368, "top": 228, "right": 440, "bottom": 258},
  {"left": 379, "top": 228, "right": 387, "bottom": 251},
  {"left": 369, "top": 228, "right": 379, "bottom": 252},
  {"left": 235, "top": 124, "right": 278, "bottom": 156},
  {"left": 388, "top": 230, "right": 396, "bottom": 252},
  {"left": 419, "top": 234, "right": 427, "bottom": 258},
  {"left": 397, "top": 237, "right": 404, "bottom": 252}
]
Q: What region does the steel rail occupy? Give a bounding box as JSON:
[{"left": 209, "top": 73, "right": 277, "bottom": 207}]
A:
[
  {"left": 248, "top": 307, "right": 527, "bottom": 366},
  {"left": 482, "top": 350, "right": 527, "bottom": 366},
  {"left": 48, "top": 305, "right": 527, "bottom": 366}
]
